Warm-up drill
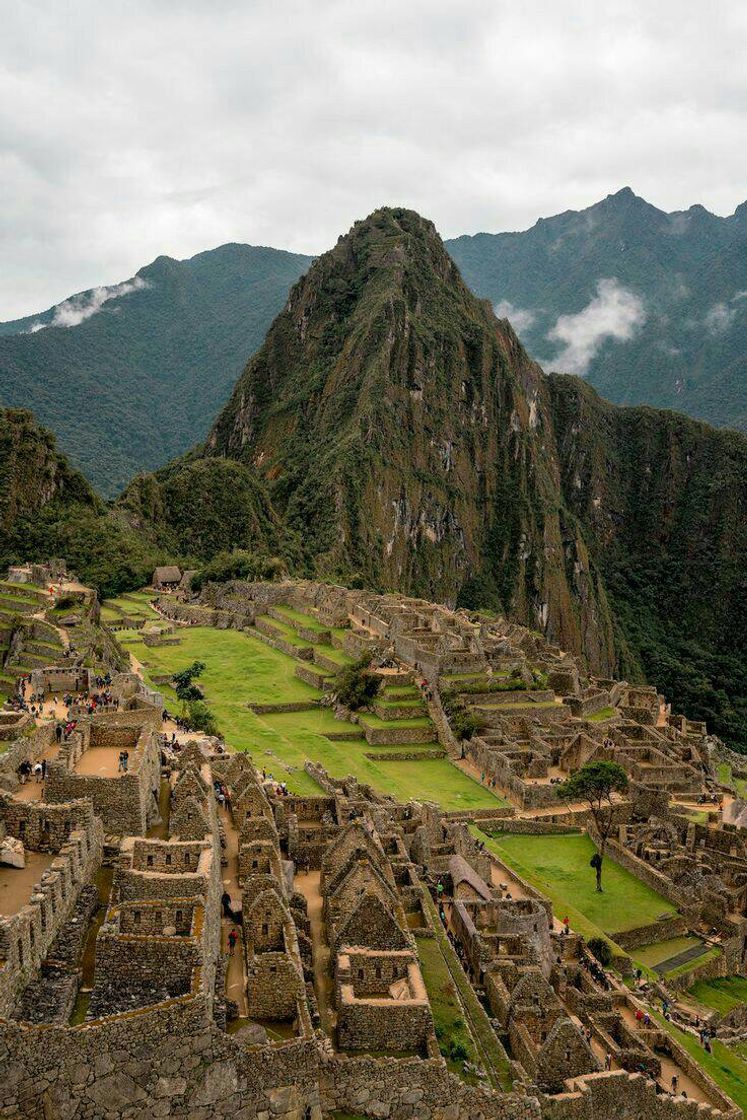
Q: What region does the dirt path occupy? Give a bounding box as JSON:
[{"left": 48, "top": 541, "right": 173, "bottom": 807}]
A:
[
  {"left": 295, "top": 869, "right": 337, "bottom": 1038},
  {"left": 218, "top": 803, "right": 248, "bottom": 1016},
  {"left": 0, "top": 850, "right": 55, "bottom": 915}
]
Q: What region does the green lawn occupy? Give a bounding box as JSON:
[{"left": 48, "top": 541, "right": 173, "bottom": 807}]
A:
[
  {"left": 272, "top": 605, "right": 329, "bottom": 632},
  {"left": 587, "top": 706, "right": 617, "bottom": 721},
  {"left": 633, "top": 936, "right": 705, "bottom": 969},
  {"left": 125, "top": 625, "right": 506, "bottom": 810},
  {"left": 688, "top": 976, "right": 747, "bottom": 1015},
  {"left": 359, "top": 712, "right": 434, "bottom": 730},
  {"left": 479, "top": 831, "right": 677, "bottom": 936},
  {"left": 652, "top": 1010, "right": 747, "bottom": 1113},
  {"left": 416, "top": 934, "right": 480, "bottom": 1079}
]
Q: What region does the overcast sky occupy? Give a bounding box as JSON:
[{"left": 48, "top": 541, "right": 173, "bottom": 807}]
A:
[{"left": 1, "top": 0, "right": 746, "bottom": 319}]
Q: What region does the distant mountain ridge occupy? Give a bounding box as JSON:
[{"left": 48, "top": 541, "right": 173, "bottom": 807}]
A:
[
  {"left": 447, "top": 187, "right": 747, "bottom": 431},
  {"left": 0, "top": 244, "right": 312, "bottom": 494},
  {"left": 2, "top": 187, "right": 746, "bottom": 496}
]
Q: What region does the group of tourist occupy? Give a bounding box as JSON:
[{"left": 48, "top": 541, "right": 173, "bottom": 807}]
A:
[
  {"left": 117, "top": 750, "right": 130, "bottom": 772},
  {"left": 16, "top": 758, "right": 47, "bottom": 783},
  {"left": 260, "top": 768, "right": 290, "bottom": 797},
  {"left": 213, "top": 779, "right": 231, "bottom": 810},
  {"left": 55, "top": 719, "right": 78, "bottom": 742},
  {"left": 578, "top": 947, "right": 612, "bottom": 991}
]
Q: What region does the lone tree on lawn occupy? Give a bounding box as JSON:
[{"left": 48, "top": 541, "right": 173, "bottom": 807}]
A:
[
  {"left": 172, "top": 660, "right": 206, "bottom": 704},
  {"left": 557, "top": 761, "right": 628, "bottom": 892}
]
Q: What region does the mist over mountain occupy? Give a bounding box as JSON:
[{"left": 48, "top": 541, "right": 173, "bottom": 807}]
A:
[
  {"left": 0, "top": 244, "right": 312, "bottom": 495},
  {"left": 447, "top": 187, "right": 747, "bottom": 431},
  {"left": 2, "top": 188, "right": 745, "bottom": 497}
]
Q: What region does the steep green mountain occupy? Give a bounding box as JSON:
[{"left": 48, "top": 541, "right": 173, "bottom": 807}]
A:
[
  {"left": 445, "top": 188, "right": 747, "bottom": 432},
  {"left": 547, "top": 378, "right": 747, "bottom": 746},
  {"left": 132, "top": 207, "right": 746, "bottom": 748},
  {"left": 202, "top": 207, "right": 619, "bottom": 671},
  {"left": 0, "top": 408, "right": 165, "bottom": 595},
  {"left": 0, "top": 244, "right": 311, "bottom": 496},
  {"left": 120, "top": 455, "right": 290, "bottom": 562}
]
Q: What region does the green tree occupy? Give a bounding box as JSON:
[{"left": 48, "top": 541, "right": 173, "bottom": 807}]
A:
[
  {"left": 172, "top": 660, "right": 206, "bottom": 704},
  {"left": 332, "top": 657, "right": 379, "bottom": 710},
  {"left": 557, "top": 761, "right": 628, "bottom": 892}
]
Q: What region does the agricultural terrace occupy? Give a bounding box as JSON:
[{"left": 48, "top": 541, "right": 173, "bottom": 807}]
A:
[{"left": 121, "top": 615, "right": 505, "bottom": 810}]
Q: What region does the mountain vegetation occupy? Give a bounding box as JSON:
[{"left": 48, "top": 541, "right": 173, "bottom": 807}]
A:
[
  {"left": 0, "top": 244, "right": 311, "bottom": 495},
  {"left": 447, "top": 187, "right": 747, "bottom": 432},
  {"left": 2, "top": 208, "right": 745, "bottom": 753},
  {"left": 3, "top": 190, "right": 746, "bottom": 502},
  {"left": 0, "top": 408, "right": 167, "bottom": 595},
  {"left": 117, "top": 207, "right": 747, "bottom": 750}
]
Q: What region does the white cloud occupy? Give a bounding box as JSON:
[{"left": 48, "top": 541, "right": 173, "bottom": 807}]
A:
[
  {"left": 0, "top": 1, "right": 746, "bottom": 318},
  {"left": 494, "top": 300, "right": 535, "bottom": 333},
  {"left": 26, "top": 277, "right": 149, "bottom": 332},
  {"left": 547, "top": 278, "right": 646, "bottom": 373},
  {"left": 703, "top": 302, "right": 735, "bottom": 333}
]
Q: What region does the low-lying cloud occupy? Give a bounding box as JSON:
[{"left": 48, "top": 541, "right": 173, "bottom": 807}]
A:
[
  {"left": 547, "top": 278, "right": 646, "bottom": 374},
  {"left": 27, "top": 276, "right": 149, "bottom": 332},
  {"left": 494, "top": 299, "right": 535, "bottom": 333}
]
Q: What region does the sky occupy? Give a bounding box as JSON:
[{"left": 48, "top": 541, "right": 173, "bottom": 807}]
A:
[{"left": 1, "top": 0, "right": 746, "bottom": 319}]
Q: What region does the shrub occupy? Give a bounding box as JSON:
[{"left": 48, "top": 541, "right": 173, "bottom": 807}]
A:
[
  {"left": 191, "top": 550, "right": 286, "bottom": 592},
  {"left": 587, "top": 937, "right": 613, "bottom": 967},
  {"left": 333, "top": 656, "right": 379, "bottom": 710},
  {"left": 185, "top": 699, "right": 219, "bottom": 737}
]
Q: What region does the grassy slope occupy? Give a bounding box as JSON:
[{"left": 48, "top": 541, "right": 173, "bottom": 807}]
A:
[
  {"left": 688, "top": 977, "right": 747, "bottom": 1015},
  {"left": 479, "top": 831, "right": 676, "bottom": 935},
  {"left": 126, "top": 623, "right": 504, "bottom": 808}
]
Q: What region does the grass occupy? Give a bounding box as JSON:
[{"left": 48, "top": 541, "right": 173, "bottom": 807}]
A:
[
  {"left": 652, "top": 1010, "right": 747, "bottom": 1112},
  {"left": 416, "top": 934, "right": 480, "bottom": 1081},
  {"left": 688, "top": 976, "right": 747, "bottom": 1015},
  {"left": 587, "top": 706, "right": 617, "bottom": 721},
  {"left": 633, "top": 936, "right": 705, "bottom": 969},
  {"left": 272, "top": 605, "right": 329, "bottom": 632},
  {"left": 419, "top": 893, "right": 512, "bottom": 1089},
  {"left": 478, "top": 831, "right": 677, "bottom": 936},
  {"left": 359, "top": 712, "right": 434, "bottom": 730},
  {"left": 718, "top": 762, "right": 747, "bottom": 799},
  {"left": 124, "top": 624, "right": 506, "bottom": 810}
]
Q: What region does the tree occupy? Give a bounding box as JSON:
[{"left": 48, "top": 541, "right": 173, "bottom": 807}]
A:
[
  {"left": 172, "top": 660, "right": 206, "bottom": 703},
  {"left": 557, "top": 761, "right": 628, "bottom": 892},
  {"left": 332, "top": 657, "right": 379, "bottom": 710}
]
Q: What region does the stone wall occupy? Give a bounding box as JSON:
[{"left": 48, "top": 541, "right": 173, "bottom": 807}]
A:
[{"left": 0, "top": 805, "right": 103, "bottom": 1017}]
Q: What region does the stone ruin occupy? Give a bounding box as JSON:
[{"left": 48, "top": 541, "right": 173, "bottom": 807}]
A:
[{"left": 0, "top": 573, "right": 742, "bottom": 1119}]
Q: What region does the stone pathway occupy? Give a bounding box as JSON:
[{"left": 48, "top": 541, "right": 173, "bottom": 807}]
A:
[
  {"left": 295, "top": 869, "right": 337, "bottom": 1038},
  {"left": 217, "top": 803, "right": 248, "bottom": 1017}
]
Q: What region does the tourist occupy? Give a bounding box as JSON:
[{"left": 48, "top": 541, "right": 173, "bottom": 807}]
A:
[
  {"left": 41, "top": 758, "right": 47, "bottom": 780},
  {"left": 604, "top": 1052, "right": 612, "bottom": 1071},
  {"left": 117, "top": 751, "right": 125, "bottom": 772},
  {"left": 562, "top": 915, "right": 570, "bottom": 935},
  {"left": 122, "top": 751, "right": 129, "bottom": 772},
  {"left": 228, "top": 929, "right": 238, "bottom": 955},
  {"left": 55, "top": 723, "right": 62, "bottom": 743},
  {"left": 670, "top": 1074, "right": 678, "bottom": 1095},
  {"left": 221, "top": 891, "right": 232, "bottom": 918}
]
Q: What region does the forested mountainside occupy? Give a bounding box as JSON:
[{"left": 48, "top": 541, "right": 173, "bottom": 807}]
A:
[
  {"left": 119, "top": 207, "right": 747, "bottom": 748},
  {"left": 446, "top": 187, "right": 747, "bottom": 432},
  {"left": 0, "top": 244, "right": 311, "bottom": 495},
  {"left": 3, "top": 189, "right": 745, "bottom": 497},
  {"left": 0, "top": 409, "right": 164, "bottom": 594}
]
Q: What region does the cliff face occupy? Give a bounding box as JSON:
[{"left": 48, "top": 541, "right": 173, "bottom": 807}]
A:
[
  {"left": 0, "top": 409, "right": 96, "bottom": 536},
  {"left": 206, "top": 208, "right": 618, "bottom": 669},
  {"left": 547, "top": 375, "right": 747, "bottom": 744}
]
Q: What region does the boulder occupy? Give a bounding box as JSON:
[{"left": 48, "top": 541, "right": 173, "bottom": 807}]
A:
[{"left": 0, "top": 836, "right": 24, "bottom": 868}]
